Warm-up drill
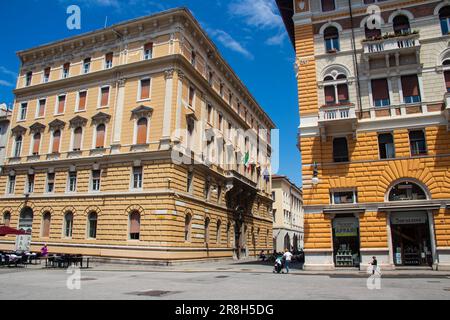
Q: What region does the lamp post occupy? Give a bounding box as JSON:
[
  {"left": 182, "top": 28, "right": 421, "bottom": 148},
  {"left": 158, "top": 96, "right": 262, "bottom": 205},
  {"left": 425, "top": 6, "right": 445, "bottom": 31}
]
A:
[{"left": 311, "top": 162, "right": 320, "bottom": 186}]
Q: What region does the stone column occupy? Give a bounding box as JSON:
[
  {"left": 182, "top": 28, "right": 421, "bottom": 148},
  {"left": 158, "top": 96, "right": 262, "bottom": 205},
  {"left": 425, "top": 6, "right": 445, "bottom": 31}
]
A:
[
  {"left": 111, "top": 78, "right": 126, "bottom": 154},
  {"left": 160, "top": 68, "right": 174, "bottom": 150}
]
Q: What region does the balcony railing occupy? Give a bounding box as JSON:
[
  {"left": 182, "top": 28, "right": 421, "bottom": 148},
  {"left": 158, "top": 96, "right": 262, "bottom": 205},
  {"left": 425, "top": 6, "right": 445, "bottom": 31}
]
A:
[
  {"left": 363, "top": 34, "right": 420, "bottom": 55},
  {"left": 319, "top": 105, "right": 356, "bottom": 122}
]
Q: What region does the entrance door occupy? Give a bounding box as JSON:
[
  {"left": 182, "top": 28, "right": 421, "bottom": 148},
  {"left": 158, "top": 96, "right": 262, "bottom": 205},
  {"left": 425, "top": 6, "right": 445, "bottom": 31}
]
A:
[
  {"left": 332, "top": 217, "right": 361, "bottom": 268},
  {"left": 391, "top": 212, "right": 432, "bottom": 267}
]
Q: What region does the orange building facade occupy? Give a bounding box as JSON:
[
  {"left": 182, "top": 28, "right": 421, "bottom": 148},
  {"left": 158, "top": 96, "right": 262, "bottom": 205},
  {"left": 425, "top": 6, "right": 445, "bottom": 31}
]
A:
[{"left": 277, "top": 0, "right": 450, "bottom": 270}]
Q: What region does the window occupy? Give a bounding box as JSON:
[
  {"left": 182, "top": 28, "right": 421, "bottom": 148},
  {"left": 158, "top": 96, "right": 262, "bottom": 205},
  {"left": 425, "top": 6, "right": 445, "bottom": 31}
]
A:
[
  {"left": 144, "top": 43, "right": 153, "bottom": 60},
  {"left": 188, "top": 86, "right": 195, "bottom": 107},
  {"left": 77, "top": 91, "right": 87, "bottom": 111},
  {"left": 444, "top": 70, "right": 450, "bottom": 93},
  {"left": 389, "top": 182, "right": 427, "bottom": 201},
  {"left": 191, "top": 51, "right": 196, "bottom": 67},
  {"left": 95, "top": 124, "right": 106, "bottom": 149},
  {"left": 204, "top": 179, "right": 211, "bottom": 200},
  {"left": 57, "top": 95, "right": 66, "bottom": 114},
  {"left": 3, "top": 212, "right": 11, "bottom": 227},
  {"left": 205, "top": 217, "right": 210, "bottom": 243},
  {"left": 46, "top": 173, "right": 55, "bottom": 193},
  {"left": 105, "top": 52, "right": 113, "bottom": 69},
  {"left": 218, "top": 114, "right": 223, "bottom": 131},
  {"left": 324, "top": 26, "right": 339, "bottom": 52},
  {"left": 378, "top": 133, "right": 395, "bottom": 159},
  {"left": 7, "top": 175, "right": 16, "bottom": 194},
  {"left": 207, "top": 104, "right": 213, "bottom": 123},
  {"left": 67, "top": 172, "right": 77, "bottom": 193},
  {"left": 184, "top": 213, "right": 192, "bottom": 241},
  {"left": 440, "top": 6, "right": 450, "bottom": 35},
  {"left": 409, "top": 130, "right": 427, "bottom": 156},
  {"left": 83, "top": 58, "right": 91, "bottom": 74},
  {"left": 91, "top": 170, "right": 101, "bottom": 192},
  {"left": 62, "top": 63, "right": 70, "bottom": 79},
  {"left": 41, "top": 212, "right": 51, "bottom": 238},
  {"left": 217, "top": 185, "right": 222, "bottom": 204},
  {"left": 219, "top": 83, "right": 224, "bottom": 97},
  {"left": 331, "top": 190, "right": 357, "bottom": 204},
  {"left": 100, "top": 86, "right": 110, "bottom": 107},
  {"left": 132, "top": 166, "right": 143, "bottom": 190},
  {"left": 139, "top": 78, "right": 151, "bottom": 100},
  {"left": 216, "top": 220, "right": 222, "bottom": 244},
  {"left": 72, "top": 127, "right": 82, "bottom": 151},
  {"left": 129, "top": 212, "right": 140, "bottom": 240},
  {"left": 27, "top": 174, "right": 35, "bottom": 194},
  {"left": 371, "top": 79, "right": 390, "bottom": 107},
  {"left": 25, "top": 72, "right": 32, "bottom": 86},
  {"left": 365, "top": 25, "right": 381, "bottom": 40},
  {"left": 43, "top": 67, "right": 50, "bottom": 83},
  {"left": 333, "top": 137, "right": 349, "bottom": 162},
  {"left": 19, "top": 102, "right": 28, "bottom": 120},
  {"left": 63, "top": 212, "right": 73, "bottom": 238},
  {"left": 37, "top": 99, "right": 46, "bottom": 118},
  {"left": 136, "top": 118, "right": 148, "bottom": 145},
  {"left": 187, "top": 171, "right": 193, "bottom": 193},
  {"left": 401, "top": 75, "right": 421, "bottom": 104},
  {"left": 228, "top": 92, "right": 232, "bottom": 105},
  {"left": 321, "top": 0, "right": 335, "bottom": 12},
  {"left": 393, "top": 15, "right": 410, "bottom": 35},
  {"left": 324, "top": 85, "right": 336, "bottom": 105},
  {"left": 208, "top": 71, "right": 214, "bottom": 86},
  {"left": 52, "top": 130, "right": 61, "bottom": 154},
  {"left": 87, "top": 212, "right": 97, "bottom": 239},
  {"left": 14, "top": 136, "right": 23, "bottom": 157},
  {"left": 32, "top": 133, "right": 41, "bottom": 155}
]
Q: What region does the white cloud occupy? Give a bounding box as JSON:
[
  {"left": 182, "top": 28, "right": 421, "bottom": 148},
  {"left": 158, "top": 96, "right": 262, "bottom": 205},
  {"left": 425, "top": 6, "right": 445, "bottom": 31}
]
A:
[
  {"left": 0, "top": 66, "right": 17, "bottom": 79},
  {"left": 208, "top": 29, "right": 254, "bottom": 60},
  {"left": 266, "top": 32, "right": 287, "bottom": 46},
  {"left": 0, "top": 80, "right": 13, "bottom": 87}
]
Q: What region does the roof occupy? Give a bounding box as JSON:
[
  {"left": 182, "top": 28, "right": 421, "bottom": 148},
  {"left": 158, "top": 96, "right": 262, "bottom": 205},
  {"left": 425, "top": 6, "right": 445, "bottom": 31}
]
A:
[
  {"left": 272, "top": 175, "right": 302, "bottom": 194},
  {"left": 275, "top": 0, "right": 295, "bottom": 48}
]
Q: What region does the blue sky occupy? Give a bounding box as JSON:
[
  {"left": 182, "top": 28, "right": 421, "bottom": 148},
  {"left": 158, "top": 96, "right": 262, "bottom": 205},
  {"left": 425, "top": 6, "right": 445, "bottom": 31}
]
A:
[{"left": 0, "top": 0, "right": 302, "bottom": 186}]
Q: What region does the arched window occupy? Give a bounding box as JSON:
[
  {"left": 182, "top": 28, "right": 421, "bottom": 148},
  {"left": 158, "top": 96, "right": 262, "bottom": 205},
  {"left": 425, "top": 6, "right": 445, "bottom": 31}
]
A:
[
  {"left": 184, "top": 213, "right": 192, "bottom": 242},
  {"left": 365, "top": 25, "right": 381, "bottom": 40},
  {"left": 64, "top": 212, "right": 74, "bottom": 238},
  {"left": 439, "top": 6, "right": 450, "bottom": 35},
  {"left": 41, "top": 212, "right": 51, "bottom": 238},
  {"left": 136, "top": 118, "right": 148, "bottom": 145},
  {"left": 73, "top": 127, "right": 82, "bottom": 151},
  {"left": 14, "top": 135, "right": 23, "bottom": 158},
  {"left": 129, "top": 211, "right": 140, "bottom": 240},
  {"left": 32, "top": 132, "right": 41, "bottom": 155},
  {"left": 205, "top": 217, "right": 210, "bottom": 244},
  {"left": 323, "top": 74, "right": 349, "bottom": 105},
  {"left": 95, "top": 124, "right": 106, "bottom": 149},
  {"left": 216, "top": 219, "right": 222, "bottom": 244},
  {"left": 87, "top": 212, "right": 98, "bottom": 239},
  {"left": 226, "top": 222, "right": 231, "bottom": 245},
  {"left": 393, "top": 15, "right": 410, "bottom": 35},
  {"left": 52, "top": 130, "right": 61, "bottom": 154},
  {"left": 389, "top": 181, "right": 427, "bottom": 201},
  {"left": 3, "top": 212, "right": 11, "bottom": 227},
  {"left": 324, "top": 26, "right": 340, "bottom": 53},
  {"left": 18, "top": 207, "right": 33, "bottom": 233}
]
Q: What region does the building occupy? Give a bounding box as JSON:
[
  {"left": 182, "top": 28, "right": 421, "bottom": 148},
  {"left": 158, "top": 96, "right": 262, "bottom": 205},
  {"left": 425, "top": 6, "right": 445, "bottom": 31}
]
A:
[
  {"left": 271, "top": 175, "right": 304, "bottom": 252},
  {"left": 277, "top": 0, "right": 450, "bottom": 270},
  {"left": 0, "top": 8, "right": 275, "bottom": 261},
  {"left": 0, "top": 103, "right": 12, "bottom": 168}
]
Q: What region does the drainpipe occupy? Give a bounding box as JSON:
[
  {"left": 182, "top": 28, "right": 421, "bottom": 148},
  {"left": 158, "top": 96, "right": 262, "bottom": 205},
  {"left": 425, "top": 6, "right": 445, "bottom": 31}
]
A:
[{"left": 348, "top": 0, "right": 363, "bottom": 117}]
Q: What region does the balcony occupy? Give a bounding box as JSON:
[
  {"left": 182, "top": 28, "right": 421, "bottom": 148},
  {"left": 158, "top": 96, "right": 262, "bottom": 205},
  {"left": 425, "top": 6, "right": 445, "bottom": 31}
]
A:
[
  {"left": 318, "top": 104, "right": 357, "bottom": 139},
  {"left": 362, "top": 33, "right": 420, "bottom": 56}
]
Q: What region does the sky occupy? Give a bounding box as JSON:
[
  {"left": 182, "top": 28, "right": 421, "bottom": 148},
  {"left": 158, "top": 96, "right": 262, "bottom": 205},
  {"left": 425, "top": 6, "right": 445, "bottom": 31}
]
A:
[{"left": 0, "top": 0, "right": 302, "bottom": 186}]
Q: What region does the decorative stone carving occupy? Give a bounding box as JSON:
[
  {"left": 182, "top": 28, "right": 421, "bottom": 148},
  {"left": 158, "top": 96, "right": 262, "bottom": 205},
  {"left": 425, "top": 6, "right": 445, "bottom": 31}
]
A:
[
  {"left": 49, "top": 119, "right": 66, "bottom": 130},
  {"left": 11, "top": 125, "right": 27, "bottom": 136},
  {"left": 29, "top": 122, "right": 46, "bottom": 134},
  {"left": 69, "top": 115, "right": 88, "bottom": 128},
  {"left": 91, "top": 112, "right": 111, "bottom": 125},
  {"left": 131, "top": 105, "right": 153, "bottom": 119}
]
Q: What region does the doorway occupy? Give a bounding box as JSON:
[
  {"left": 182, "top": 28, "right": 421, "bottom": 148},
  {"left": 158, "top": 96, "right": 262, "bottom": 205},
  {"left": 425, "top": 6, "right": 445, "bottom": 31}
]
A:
[{"left": 332, "top": 216, "right": 361, "bottom": 268}]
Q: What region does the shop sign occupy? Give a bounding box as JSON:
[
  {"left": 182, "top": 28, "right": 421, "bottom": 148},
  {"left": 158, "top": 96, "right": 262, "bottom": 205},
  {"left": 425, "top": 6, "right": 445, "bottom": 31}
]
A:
[
  {"left": 15, "top": 235, "right": 31, "bottom": 252},
  {"left": 333, "top": 218, "right": 358, "bottom": 237},
  {"left": 391, "top": 212, "right": 427, "bottom": 225}
]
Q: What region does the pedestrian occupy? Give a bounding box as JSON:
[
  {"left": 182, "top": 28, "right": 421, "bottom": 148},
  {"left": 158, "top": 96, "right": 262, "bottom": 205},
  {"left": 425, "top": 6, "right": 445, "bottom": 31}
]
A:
[
  {"left": 41, "top": 244, "right": 48, "bottom": 257},
  {"left": 370, "top": 256, "right": 378, "bottom": 275},
  {"left": 283, "top": 249, "right": 293, "bottom": 274},
  {"left": 299, "top": 249, "right": 305, "bottom": 270},
  {"left": 259, "top": 250, "right": 266, "bottom": 262}
]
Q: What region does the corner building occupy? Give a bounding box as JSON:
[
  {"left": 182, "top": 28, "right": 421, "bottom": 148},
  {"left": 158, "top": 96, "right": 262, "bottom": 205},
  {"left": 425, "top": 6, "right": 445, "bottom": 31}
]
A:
[
  {"left": 277, "top": 0, "right": 450, "bottom": 270},
  {"left": 0, "top": 8, "right": 275, "bottom": 261}
]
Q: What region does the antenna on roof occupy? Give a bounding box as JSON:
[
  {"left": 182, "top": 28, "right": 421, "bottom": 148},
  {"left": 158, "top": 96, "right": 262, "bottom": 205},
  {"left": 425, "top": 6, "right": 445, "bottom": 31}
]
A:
[{"left": 104, "top": 16, "right": 108, "bottom": 29}]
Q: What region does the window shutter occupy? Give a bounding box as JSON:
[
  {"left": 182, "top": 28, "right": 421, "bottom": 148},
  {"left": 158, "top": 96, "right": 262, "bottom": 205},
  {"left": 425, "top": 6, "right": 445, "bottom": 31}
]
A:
[
  {"left": 33, "top": 133, "right": 41, "bottom": 154},
  {"left": 52, "top": 130, "right": 61, "bottom": 153},
  {"left": 401, "top": 75, "right": 419, "bottom": 97},
  {"left": 140, "top": 79, "right": 150, "bottom": 100},
  {"left": 337, "top": 84, "right": 349, "bottom": 102},
  {"left": 73, "top": 127, "right": 82, "bottom": 150},
  {"left": 137, "top": 118, "right": 148, "bottom": 144},
  {"left": 101, "top": 87, "right": 109, "bottom": 106},
  {"left": 78, "top": 91, "right": 87, "bottom": 110},
  {"left": 58, "top": 95, "right": 66, "bottom": 114},
  {"left": 371, "top": 79, "right": 390, "bottom": 100},
  {"left": 38, "top": 99, "right": 46, "bottom": 117},
  {"left": 96, "top": 124, "right": 106, "bottom": 148},
  {"left": 42, "top": 213, "right": 51, "bottom": 238},
  {"left": 324, "top": 86, "right": 336, "bottom": 104},
  {"left": 129, "top": 213, "right": 140, "bottom": 234}
]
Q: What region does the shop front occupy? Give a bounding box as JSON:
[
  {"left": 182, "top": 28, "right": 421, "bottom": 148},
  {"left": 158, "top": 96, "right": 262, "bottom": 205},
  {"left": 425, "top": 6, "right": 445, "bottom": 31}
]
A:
[{"left": 332, "top": 216, "right": 360, "bottom": 268}]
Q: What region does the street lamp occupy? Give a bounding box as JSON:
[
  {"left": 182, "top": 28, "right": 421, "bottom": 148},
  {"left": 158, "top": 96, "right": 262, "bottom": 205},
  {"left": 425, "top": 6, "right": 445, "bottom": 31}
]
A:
[{"left": 312, "top": 162, "right": 320, "bottom": 186}]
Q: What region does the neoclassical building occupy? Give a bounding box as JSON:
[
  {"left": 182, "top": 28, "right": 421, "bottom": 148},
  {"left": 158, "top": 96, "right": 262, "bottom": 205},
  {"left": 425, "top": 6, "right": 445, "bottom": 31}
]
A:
[
  {"left": 277, "top": 0, "right": 450, "bottom": 270},
  {"left": 0, "top": 8, "right": 275, "bottom": 261}
]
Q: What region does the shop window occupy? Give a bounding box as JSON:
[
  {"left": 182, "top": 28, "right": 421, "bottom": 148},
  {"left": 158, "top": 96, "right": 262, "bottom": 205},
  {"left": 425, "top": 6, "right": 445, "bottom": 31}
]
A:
[
  {"left": 388, "top": 182, "right": 427, "bottom": 201},
  {"left": 440, "top": 6, "right": 450, "bottom": 35},
  {"left": 378, "top": 133, "right": 395, "bottom": 159},
  {"left": 63, "top": 212, "right": 73, "bottom": 238},
  {"left": 331, "top": 190, "right": 357, "bottom": 204},
  {"left": 333, "top": 137, "right": 349, "bottom": 162},
  {"left": 129, "top": 211, "right": 141, "bottom": 240},
  {"left": 87, "top": 212, "right": 98, "bottom": 239},
  {"left": 393, "top": 15, "right": 411, "bottom": 35},
  {"left": 371, "top": 78, "right": 390, "bottom": 107},
  {"left": 401, "top": 75, "right": 421, "bottom": 104},
  {"left": 321, "top": 0, "right": 335, "bottom": 12},
  {"left": 324, "top": 26, "right": 340, "bottom": 53},
  {"left": 409, "top": 130, "right": 427, "bottom": 156},
  {"left": 332, "top": 216, "right": 360, "bottom": 268}
]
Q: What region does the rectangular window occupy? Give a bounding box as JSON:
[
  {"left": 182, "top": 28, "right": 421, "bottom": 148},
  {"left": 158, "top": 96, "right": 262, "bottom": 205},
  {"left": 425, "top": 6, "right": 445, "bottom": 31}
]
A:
[
  {"left": 378, "top": 133, "right": 395, "bottom": 159},
  {"left": 25, "top": 72, "right": 32, "bottom": 86},
  {"left": 43, "top": 67, "right": 50, "bottom": 83},
  {"left": 37, "top": 99, "right": 46, "bottom": 118},
  {"left": 140, "top": 79, "right": 151, "bottom": 100},
  {"left": 321, "top": 0, "right": 335, "bottom": 12},
  {"left": 57, "top": 95, "right": 66, "bottom": 114},
  {"left": 91, "top": 170, "right": 101, "bottom": 192},
  {"left": 144, "top": 43, "right": 153, "bottom": 60},
  {"left": 7, "top": 176, "right": 16, "bottom": 194},
  {"left": 331, "top": 190, "right": 357, "bottom": 205},
  {"left": 68, "top": 172, "right": 77, "bottom": 193},
  {"left": 46, "top": 173, "right": 55, "bottom": 193},
  {"left": 204, "top": 180, "right": 210, "bottom": 200},
  {"left": 78, "top": 91, "right": 87, "bottom": 111},
  {"left": 105, "top": 53, "right": 113, "bottom": 69},
  {"left": 62, "top": 63, "right": 70, "bottom": 79},
  {"left": 372, "top": 79, "right": 390, "bottom": 107},
  {"left": 100, "top": 87, "right": 110, "bottom": 107},
  {"left": 219, "top": 114, "right": 223, "bottom": 131},
  {"left": 19, "top": 103, "right": 28, "bottom": 120},
  {"left": 187, "top": 171, "right": 193, "bottom": 193},
  {"left": 191, "top": 51, "right": 196, "bottom": 67},
  {"left": 208, "top": 71, "right": 213, "bottom": 86},
  {"left": 409, "top": 130, "right": 427, "bottom": 156},
  {"left": 189, "top": 86, "right": 195, "bottom": 107},
  {"left": 27, "top": 174, "right": 35, "bottom": 194},
  {"left": 333, "top": 137, "right": 349, "bottom": 162},
  {"left": 83, "top": 58, "right": 91, "bottom": 74},
  {"left": 132, "top": 167, "right": 143, "bottom": 190},
  {"left": 207, "top": 104, "right": 213, "bottom": 123},
  {"left": 401, "top": 75, "right": 421, "bottom": 104},
  {"left": 445, "top": 71, "right": 450, "bottom": 93}
]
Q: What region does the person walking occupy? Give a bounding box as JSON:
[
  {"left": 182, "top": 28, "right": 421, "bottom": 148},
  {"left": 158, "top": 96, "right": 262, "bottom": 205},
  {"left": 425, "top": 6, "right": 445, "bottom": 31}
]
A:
[
  {"left": 370, "top": 256, "right": 378, "bottom": 275},
  {"left": 283, "top": 249, "right": 293, "bottom": 274}
]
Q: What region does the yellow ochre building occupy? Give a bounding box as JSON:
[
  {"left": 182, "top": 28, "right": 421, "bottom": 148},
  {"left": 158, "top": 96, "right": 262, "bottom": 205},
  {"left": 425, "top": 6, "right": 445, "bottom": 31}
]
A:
[
  {"left": 277, "top": 0, "right": 450, "bottom": 270},
  {"left": 0, "top": 8, "right": 275, "bottom": 262}
]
